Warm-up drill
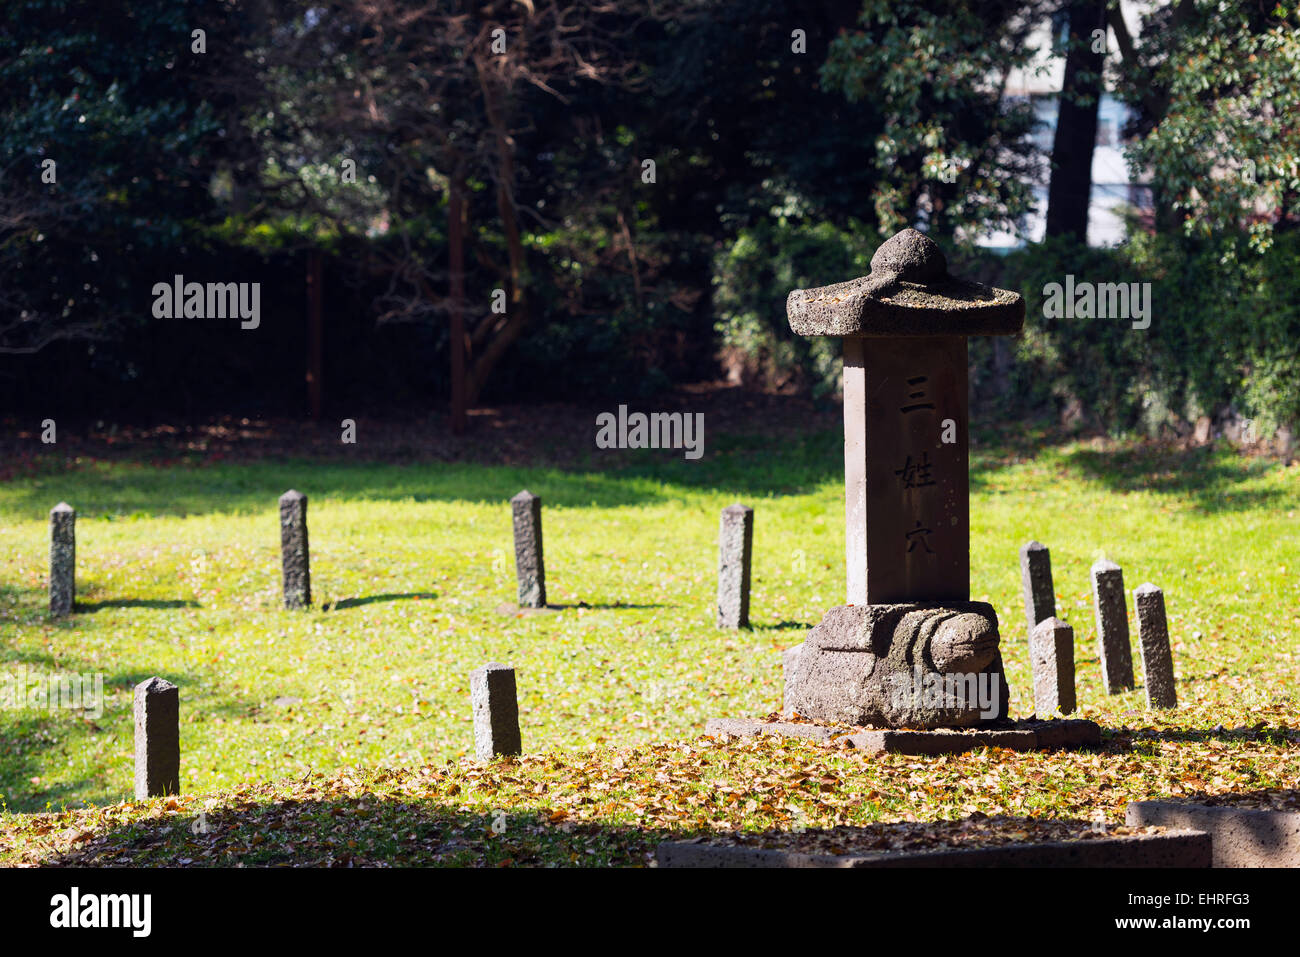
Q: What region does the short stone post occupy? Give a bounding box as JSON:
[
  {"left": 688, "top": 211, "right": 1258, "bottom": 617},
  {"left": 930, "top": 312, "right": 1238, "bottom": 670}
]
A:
[
  {"left": 717, "top": 504, "right": 753, "bottom": 628},
  {"left": 1091, "top": 559, "right": 1134, "bottom": 693},
  {"left": 1029, "top": 617, "right": 1076, "bottom": 716},
  {"left": 49, "top": 502, "right": 76, "bottom": 617},
  {"left": 1135, "top": 583, "right": 1176, "bottom": 709},
  {"left": 279, "top": 490, "right": 311, "bottom": 609},
  {"left": 134, "top": 677, "right": 180, "bottom": 799},
  {"left": 1019, "top": 540, "right": 1055, "bottom": 636},
  {"left": 511, "top": 490, "right": 546, "bottom": 608},
  {"left": 470, "top": 663, "right": 521, "bottom": 759}
]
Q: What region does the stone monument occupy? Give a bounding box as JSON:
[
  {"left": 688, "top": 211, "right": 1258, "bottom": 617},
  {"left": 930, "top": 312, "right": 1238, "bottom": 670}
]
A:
[{"left": 781, "top": 228, "right": 1023, "bottom": 729}]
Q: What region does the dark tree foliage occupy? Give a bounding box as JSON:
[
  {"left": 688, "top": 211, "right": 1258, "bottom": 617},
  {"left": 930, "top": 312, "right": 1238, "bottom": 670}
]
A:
[{"left": 0, "top": 0, "right": 247, "bottom": 356}]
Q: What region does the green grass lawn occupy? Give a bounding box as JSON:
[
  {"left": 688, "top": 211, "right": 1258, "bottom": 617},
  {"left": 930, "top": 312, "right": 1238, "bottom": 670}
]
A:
[{"left": 1, "top": 424, "right": 1297, "bottom": 865}]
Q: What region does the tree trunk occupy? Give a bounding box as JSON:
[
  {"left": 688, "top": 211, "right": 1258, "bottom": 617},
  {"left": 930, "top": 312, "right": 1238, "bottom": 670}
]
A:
[
  {"left": 465, "top": 59, "right": 532, "bottom": 407},
  {"left": 1106, "top": 0, "right": 1192, "bottom": 234},
  {"left": 306, "top": 248, "right": 323, "bottom": 418},
  {"left": 449, "top": 175, "right": 468, "bottom": 435},
  {"left": 1045, "top": 0, "right": 1107, "bottom": 242}
]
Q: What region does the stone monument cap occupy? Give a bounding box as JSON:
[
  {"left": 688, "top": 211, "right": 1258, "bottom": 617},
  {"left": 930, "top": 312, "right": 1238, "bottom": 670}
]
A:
[
  {"left": 786, "top": 228, "right": 1025, "bottom": 338},
  {"left": 1033, "top": 615, "right": 1070, "bottom": 631},
  {"left": 137, "top": 676, "right": 177, "bottom": 694}
]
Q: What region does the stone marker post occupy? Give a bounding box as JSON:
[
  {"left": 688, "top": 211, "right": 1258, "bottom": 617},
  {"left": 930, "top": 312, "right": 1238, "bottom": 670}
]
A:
[
  {"left": 1134, "top": 583, "right": 1176, "bottom": 709},
  {"left": 1019, "top": 540, "right": 1055, "bottom": 636},
  {"left": 279, "top": 490, "right": 311, "bottom": 609},
  {"left": 511, "top": 490, "right": 546, "bottom": 608},
  {"left": 1029, "top": 617, "right": 1076, "bottom": 716},
  {"left": 781, "top": 228, "right": 1025, "bottom": 727},
  {"left": 1091, "top": 559, "right": 1134, "bottom": 693},
  {"left": 49, "top": 502, "right": 76, "bottom": 618},
  {"left": 470, "top": 662, "right": 522, "bottom": 759},
  {"left": 134, "top": 677, "right": 180, "bottom": 799},
  {"left": 717, "top": 504, "right": 753, "bottom": 628}
]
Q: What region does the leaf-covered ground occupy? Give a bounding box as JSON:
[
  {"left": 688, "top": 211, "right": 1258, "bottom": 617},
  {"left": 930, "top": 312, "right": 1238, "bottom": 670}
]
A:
[
  {"left": 2, "top": 724, "right": 1297, "bottom": 866},
  {"left": 0, "top": 403, "right": 1297, "bottom": 866}
]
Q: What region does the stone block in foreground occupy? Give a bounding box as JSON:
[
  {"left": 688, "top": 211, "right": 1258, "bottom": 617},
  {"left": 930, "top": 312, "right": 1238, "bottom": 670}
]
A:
[
  {"left": 705, "top": 716, "right": 1101, "bottom": 755},
  {"left": 657, "top": 830, "right": 1209, "bottom": 868},
  {"left": 1126, "top": 800, "right": 1300, "bottom": 868}
]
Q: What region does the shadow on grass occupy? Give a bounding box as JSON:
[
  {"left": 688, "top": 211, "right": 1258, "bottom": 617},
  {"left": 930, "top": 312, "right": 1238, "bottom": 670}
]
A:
[
  {"left": 0, "top": 708, "right": 137, "bottom": 813},
  {"left": 79, "top": 599, "right": 200, "bottom": 612},
  {"left": 25, "top": 798, "right": 1180, "bottom": 868},
  {"left": 560, "top": 602, "right": 667, "bottom": 610},
  {"left": 1059, "top": 443, "right": 1288, "bottom": 513},
  {"left": 0, "top": 662, "right": 262, "bottom": 812},
  {"left": 328, "top": 593, "right": 437, "bottom": 610},
  {"left": 753, "top": 620, "right": 814, "bottom": 632},
  {"left": 3, "top": 421, "right": 1291, "bottom": 522},
  {"left": 0, "top": 585, "right": 199, "bottom": 620},
  {"left": 1116, "top": 724, "right": 1300, "bottom": 748},
  {"left": 35, "top": 798, "right": 679, "bottom": 868},
  {"left": 491, "top": 602, "right": 669, "bottom": 616},
  {"left": 0, "top": 429, "right": 845, "bottom": 519},
  {"left": 0, "top": 716, "right": 106, "bottom": 813}
]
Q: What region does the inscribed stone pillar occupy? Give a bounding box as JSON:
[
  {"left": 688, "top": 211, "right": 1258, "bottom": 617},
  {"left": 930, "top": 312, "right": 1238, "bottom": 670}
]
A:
[{"left": 780, "top": 228, "right": 1025, "bottom": 728}]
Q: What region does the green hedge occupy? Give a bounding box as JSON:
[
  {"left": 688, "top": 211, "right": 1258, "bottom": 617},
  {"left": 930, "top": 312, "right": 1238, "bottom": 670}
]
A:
[{"left": 713, "top": 214, "right": 880, "bottom": 401}]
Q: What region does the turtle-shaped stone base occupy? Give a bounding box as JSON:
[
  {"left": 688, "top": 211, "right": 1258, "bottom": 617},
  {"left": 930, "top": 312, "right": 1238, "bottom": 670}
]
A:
[{"left": 783, "top": 602, "right": 1010, "bottom": 728}]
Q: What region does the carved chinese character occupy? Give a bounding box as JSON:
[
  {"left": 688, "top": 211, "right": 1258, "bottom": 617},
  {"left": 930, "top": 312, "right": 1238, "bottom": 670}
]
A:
[
  {"left": 894, "top": 451, "right": 937, "bottom": 489},
  {"left": 906, "top": 519, "right": 935, "bottom": 554},
  {"left": 900, "top": 375, "right": 936, "bottom": 414}
]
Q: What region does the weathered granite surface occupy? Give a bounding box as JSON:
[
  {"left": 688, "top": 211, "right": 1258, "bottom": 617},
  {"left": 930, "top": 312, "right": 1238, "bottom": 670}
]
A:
[
  {"left": 705, "top": 717, "right": 838, "bottom": 745},
  {"left": 1019, "top": 540, "right": 1055, "bottom": 635},
  {"left": 786, "top": 229, "right": 1025, "bottom": 338},
  {"left": 717, "top": 503, "right": 753, "bottom": 628},
  {"left": 1127, "top": 801, "right": 1300, "bottom": 867},
  {"left": 511, "top": 490, "right": 546, "bottom": 608},
  {"left": 1030, "top": 616, "right": 1076, "bottom": 716},
  {"left": 49, "top": 502, "right": 75, "bottom": 618},
  {"left": 707, "top": 716, "right": 1101, "bottom": 754},
  {"left": 134, "top": 676, "right": 180, "bottom": 799},
  {"left": 1135, "top": 583, "right": 1176, "bottom": 708},
  {"left": 657, "top": 830, "right": 1209, "bottom": 868},
  {"left": 471, "top": 662, "right": 522, "bottom": 760},
  {"left": 279, "top": 489, "right": 311, "bottom": 610},
  {"left": 1092, "top": 559, "right": 1134, "bottom": 693},
  {"left": 782, "top": 602, "right": 1009, "bottom": 728}
]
